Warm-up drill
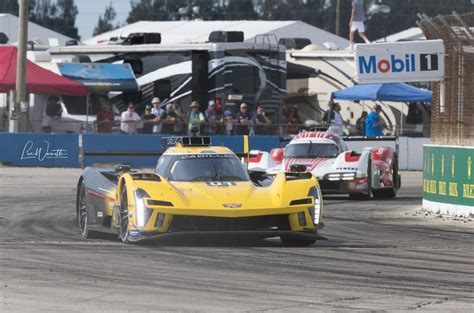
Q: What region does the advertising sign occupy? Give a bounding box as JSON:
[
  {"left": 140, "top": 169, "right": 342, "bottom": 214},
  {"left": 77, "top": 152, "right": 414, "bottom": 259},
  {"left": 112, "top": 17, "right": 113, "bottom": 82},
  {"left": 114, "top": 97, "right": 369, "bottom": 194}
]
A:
[
  {"left": 355, "top": 40, "right": 444, "bottom": 83},
  {"left": 58, "top": 63, "right": 139, "bottom": 93},
  {"left": 423, "top": 145, "right": 474, "bottom": 207},
  {"left": 0, "top": 133, "right": 79, "bottom": 167}
]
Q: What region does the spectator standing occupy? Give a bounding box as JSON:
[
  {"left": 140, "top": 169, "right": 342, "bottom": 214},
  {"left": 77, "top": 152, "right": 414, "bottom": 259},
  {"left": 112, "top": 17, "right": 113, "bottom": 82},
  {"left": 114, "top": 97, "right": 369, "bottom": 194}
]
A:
[
  {"left": 141, "top": 105, "right": 155, "bottom": 134},
  {"left": 349, "top": 0, "right": 371, "bottom": 50},
  {"left": 252, "top": 105, "right": 271, "bottom": 135},
  {"left": 96, "top": 102, "right": 115, "bottom": 133},
  {"left": 365, "top": 104, "right": 385, "bottom": 136},
  {"left": 151, "top": 97, "right": 164, "bottom": 134},
  {"left": 285, "top": 107, "right": 301, "bottom": 135},
  {"left": 356, "top": 111, "right": 368, "bottom": 135},
  {"left": 172, "top": 100, "right": 186, "bottom": 134},
  {"left": 222, "top": 110, "right": 234, "bottom": 135},
  {"left": 327, "top": 102, "right": 345, "bottom": 136},
  {"left": 120, "top": 103, "right": 141, "bottom": 134},
  {"left": 235, "top": 103, "right": 252, "bottom": 135},
  {"left": 204, "top": 100, "right": 218, "bottom": 135},
  {"left": 161, "top": 103, "right": 178, "bottom": 135},
  {"left": 187, "top": 101, "right": 205, "bottom": 134}
]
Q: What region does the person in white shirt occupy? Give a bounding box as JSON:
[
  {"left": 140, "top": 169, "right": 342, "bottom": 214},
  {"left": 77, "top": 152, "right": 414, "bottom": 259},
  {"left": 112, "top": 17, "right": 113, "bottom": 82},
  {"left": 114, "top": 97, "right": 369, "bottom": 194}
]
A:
[
  {"left": 328, "top": 102, "right": 345, "bottom": 136},
  {"left": 150, "top": 97, "right": 164, "bottom": 134},
  {"left": 120, "top": 103, "right": 141, "bottom": 134}
]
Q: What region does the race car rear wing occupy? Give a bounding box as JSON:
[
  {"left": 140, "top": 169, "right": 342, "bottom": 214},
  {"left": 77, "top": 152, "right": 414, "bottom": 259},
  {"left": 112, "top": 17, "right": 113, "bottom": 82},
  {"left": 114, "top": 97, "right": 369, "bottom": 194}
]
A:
[{"left": 341, "top": 135, "right": 399, "bottom": 155}]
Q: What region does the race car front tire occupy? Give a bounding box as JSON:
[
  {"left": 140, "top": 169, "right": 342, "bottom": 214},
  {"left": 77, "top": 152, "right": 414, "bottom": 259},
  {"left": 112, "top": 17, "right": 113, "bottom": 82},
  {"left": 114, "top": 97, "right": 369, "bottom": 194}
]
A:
[
  {"left": 280, "top": 235, "right": 317, "bottom": 247},
  {"left": 119, "top": 183, "right": 131, "bottom": 243},
  {"left": 77, "top": 181, "right": 101, "bottom": 239}
]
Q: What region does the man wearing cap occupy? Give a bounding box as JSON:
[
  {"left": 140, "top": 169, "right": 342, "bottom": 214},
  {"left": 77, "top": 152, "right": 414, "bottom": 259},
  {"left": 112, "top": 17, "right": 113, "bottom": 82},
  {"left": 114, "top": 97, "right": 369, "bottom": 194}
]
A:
[
  {"left": 187, "top": 101, "right": 205, "bottom": 134},
  {"left": 120, "top": 103, "right": 141, "bottom": 134},
  {"left": 236, "top": 103, "right": 252, "bottom": 135},
  {"left": 221, "top": 110, "right": 234, "bottom": 135},
  {"left": 141, "top": 105, "right": 155, "bottom": 134},
  {"left": 204, "top": 100, "right": 219, "bottom": 135},
  {"left": 365, "top": 104, "right": 385, "bottom": 136},
  {"left": 151, "top": 97, "right": 164, "bottom": 134},
  {"left": 160, "top": 103, "right": 178, "bottom": 135}
]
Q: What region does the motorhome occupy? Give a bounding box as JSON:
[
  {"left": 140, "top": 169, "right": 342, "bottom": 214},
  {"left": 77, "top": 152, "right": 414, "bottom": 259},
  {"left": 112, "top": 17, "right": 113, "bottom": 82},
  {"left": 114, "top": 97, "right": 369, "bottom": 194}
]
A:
[
  {"left": 48, "top": 32, "right": 287, "bottom": 122},
  {"left": 285, "top": 46, "right": 431, "bottom": 136}
]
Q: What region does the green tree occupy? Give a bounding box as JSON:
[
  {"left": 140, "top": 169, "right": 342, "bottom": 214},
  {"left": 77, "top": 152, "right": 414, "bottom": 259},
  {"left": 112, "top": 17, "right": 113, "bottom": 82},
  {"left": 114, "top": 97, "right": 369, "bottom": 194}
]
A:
[
  {"left": 127, "top": 0, "right": 168, "bottom": 24},
  {"left": 29, "top": 0, "right": 79, "bottom": 39},
  {"left": 0, "top": 0, "right": 18, "bottom": 15},
  {"left": 365, "top": 0, "right": 473, "bottom": 42},
  {"left": 223, "top": 0, "right": 258, "bottom": 20},
  {"left": 57, "top": 0, "right": 79, "bottom": 39},
  {"left": 93, "top": 3, "right": 119, "bottom": 36}
]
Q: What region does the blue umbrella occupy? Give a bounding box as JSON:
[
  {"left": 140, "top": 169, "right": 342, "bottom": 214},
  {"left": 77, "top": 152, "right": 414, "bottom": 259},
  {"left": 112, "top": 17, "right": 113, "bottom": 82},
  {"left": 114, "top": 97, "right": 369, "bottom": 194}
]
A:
[{"left": 331, "top": 83, "right": 432, "bottom": 102}]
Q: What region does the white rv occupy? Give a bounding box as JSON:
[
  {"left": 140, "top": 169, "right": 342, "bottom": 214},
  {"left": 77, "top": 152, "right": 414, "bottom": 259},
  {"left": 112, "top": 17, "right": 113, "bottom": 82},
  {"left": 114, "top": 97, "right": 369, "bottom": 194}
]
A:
[{"left": 47, "top": 32, "right": 287, "bottom": 121}]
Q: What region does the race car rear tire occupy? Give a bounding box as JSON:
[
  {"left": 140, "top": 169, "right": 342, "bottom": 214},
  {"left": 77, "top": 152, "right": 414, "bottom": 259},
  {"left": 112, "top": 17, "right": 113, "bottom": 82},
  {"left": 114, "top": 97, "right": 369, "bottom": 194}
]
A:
[
  {"left": 349, "top": 159, "right": 372, "bottom": 200},
  {"left": 119, "top": 183, "right": 131, "bottom": 243},
  {"left": 373, "top": 188, "right": 396, "bottom": 199},
  {"left": 280, "top": 235, "right": 317, "bottom": 247},
  {"left": 373, "top": 158, "right": 398, "bottom": 199},
  {"left": 77, "top": 182, "right": 101, "bottom": 239}
]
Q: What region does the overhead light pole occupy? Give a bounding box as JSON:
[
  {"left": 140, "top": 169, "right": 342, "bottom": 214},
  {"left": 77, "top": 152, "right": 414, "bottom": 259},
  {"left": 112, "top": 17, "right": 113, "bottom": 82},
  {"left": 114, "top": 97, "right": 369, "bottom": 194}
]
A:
[{"left": 11, "top": 0, "right": 29, "bottom": 133}]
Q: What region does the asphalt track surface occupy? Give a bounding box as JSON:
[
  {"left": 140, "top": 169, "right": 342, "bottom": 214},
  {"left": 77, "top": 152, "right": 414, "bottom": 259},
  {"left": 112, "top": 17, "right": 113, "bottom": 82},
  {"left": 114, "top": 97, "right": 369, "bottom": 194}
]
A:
[{"left": 0, "top": 168, "right": 473, "bottom": 312}]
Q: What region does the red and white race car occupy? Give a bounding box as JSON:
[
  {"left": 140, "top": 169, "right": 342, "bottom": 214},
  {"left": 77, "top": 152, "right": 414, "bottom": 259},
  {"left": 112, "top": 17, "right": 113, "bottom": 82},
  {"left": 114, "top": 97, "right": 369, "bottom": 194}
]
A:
[{"left": 249, "top": 131, "right": 400, "bottom": 199}]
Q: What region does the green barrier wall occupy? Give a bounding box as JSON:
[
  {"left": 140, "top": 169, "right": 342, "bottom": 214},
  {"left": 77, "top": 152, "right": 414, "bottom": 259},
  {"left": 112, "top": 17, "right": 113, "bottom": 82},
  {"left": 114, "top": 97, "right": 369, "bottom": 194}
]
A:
[{"left": 423, "top": 145, "right": 474, "bottom": 207}]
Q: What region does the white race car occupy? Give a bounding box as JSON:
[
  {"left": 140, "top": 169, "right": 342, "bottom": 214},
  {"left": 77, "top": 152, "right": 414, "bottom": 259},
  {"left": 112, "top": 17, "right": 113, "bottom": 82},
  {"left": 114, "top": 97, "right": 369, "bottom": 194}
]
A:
[{"left": 249, "top": 131, "right": 400, "bottom": 199}]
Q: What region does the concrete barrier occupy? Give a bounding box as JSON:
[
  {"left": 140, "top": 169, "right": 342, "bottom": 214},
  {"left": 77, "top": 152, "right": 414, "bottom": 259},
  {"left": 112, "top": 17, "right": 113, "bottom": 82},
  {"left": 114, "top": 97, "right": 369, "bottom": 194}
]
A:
[{"left": 0, "top": 133, "right": 280, "bottom": 168}]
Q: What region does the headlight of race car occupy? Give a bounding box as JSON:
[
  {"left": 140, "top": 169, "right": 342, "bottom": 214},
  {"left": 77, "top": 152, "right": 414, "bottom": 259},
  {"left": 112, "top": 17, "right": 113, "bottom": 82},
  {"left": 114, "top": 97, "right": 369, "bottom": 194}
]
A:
[
  {"left": 308, "top": 186, "right": 323, "bottom": 225},
  {"left": 134, "top": 188, "right": 151, "bottom": 228}
]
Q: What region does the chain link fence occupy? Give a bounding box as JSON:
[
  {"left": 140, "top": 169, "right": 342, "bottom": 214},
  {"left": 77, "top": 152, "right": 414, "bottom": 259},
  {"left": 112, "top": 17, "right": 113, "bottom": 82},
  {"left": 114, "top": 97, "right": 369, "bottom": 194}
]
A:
[{"left": 418, "top": 11, "right": 474, "bottom": 146}]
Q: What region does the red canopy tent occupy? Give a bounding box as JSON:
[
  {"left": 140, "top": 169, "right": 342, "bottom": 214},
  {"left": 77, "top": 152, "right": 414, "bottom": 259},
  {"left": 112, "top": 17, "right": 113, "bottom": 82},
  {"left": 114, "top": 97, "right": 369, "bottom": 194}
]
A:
[{"left": 0, "top": 46, "right": 88, "bottom": 96}]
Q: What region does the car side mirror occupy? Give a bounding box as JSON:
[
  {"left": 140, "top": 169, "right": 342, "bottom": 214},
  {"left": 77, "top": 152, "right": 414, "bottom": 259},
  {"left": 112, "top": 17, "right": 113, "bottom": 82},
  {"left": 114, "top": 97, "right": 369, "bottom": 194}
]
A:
[
  {"left": 114, "top": 165, "right": 131, "bottom": 173},
  {"left": 290, "top": 164, "right": 307, "bottom": 173}
]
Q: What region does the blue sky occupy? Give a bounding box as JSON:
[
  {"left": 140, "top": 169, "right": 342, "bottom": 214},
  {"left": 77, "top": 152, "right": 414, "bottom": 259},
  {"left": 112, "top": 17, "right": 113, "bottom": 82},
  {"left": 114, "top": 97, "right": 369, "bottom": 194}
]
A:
[{"left": 76, "top": 0, "right": 131, "bottom": 40}]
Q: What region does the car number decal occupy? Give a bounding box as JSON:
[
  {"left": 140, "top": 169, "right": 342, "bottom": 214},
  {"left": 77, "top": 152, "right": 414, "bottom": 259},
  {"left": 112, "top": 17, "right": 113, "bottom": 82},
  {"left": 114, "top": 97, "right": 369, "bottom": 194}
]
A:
[{"left": 206, "top": 181, "right": 236, "bottom": 187}]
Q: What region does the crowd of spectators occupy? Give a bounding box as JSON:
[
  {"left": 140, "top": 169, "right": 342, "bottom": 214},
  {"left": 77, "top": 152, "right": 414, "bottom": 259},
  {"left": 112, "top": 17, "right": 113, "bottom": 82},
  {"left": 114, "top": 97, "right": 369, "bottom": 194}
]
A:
[
  {"left": 96, "top": 97, "right": 387, "bottom": 136},
  {"left": 97, "top": 97, "right": 275, "bottom": 135}
]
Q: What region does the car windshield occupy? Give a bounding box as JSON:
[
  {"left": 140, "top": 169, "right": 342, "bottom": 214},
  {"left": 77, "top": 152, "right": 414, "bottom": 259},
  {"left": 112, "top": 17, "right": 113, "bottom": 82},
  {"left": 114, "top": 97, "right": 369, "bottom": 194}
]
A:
[
  {"left": 284, "top": 143, "right": 338, "bottom": 158},
  {"left": 156, "top": 154, "right": 249, "bottom": 182}
]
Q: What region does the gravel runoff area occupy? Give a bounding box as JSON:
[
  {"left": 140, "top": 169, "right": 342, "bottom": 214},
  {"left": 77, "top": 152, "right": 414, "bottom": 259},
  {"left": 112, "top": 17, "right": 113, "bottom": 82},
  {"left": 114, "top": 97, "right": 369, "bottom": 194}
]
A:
[{"left": 0, "top": 167, "right": 473, "bottom": 312}]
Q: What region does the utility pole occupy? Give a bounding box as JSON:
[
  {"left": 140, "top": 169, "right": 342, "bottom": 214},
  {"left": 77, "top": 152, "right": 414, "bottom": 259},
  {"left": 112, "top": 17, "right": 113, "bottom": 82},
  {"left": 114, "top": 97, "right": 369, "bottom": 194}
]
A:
[
  {"left": 335, "top": 0, "right": 341, "bottom": 36},
  {"left": 12, "top": 0, "right": 29, "bottom": 133}
]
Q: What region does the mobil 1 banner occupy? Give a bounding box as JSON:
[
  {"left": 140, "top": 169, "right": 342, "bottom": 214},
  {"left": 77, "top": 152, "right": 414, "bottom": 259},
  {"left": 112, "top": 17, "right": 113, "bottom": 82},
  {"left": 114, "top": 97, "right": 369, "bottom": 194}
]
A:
[{"left": 355, "top": 40, "right": 444, "bottom": 84}]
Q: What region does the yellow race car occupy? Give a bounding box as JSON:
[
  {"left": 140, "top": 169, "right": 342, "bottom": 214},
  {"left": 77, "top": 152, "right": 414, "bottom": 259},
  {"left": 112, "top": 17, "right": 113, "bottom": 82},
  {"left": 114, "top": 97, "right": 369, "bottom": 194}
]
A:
[{"left": 76, "top": 137, "right": 324, "bottom": 246}]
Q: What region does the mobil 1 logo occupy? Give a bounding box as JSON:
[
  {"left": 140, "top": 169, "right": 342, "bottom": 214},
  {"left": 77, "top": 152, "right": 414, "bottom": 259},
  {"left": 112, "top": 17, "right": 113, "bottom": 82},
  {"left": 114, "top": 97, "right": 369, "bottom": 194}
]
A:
[{"left": 420, "top": 54, "right": 438, "bottom": 71}]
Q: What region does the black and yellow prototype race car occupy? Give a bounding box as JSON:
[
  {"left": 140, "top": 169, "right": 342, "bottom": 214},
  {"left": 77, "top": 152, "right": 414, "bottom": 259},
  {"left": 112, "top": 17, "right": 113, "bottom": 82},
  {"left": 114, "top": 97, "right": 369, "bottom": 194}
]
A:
[{"left": 76, "top": 137, "right": 324, "bottom": 246}]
